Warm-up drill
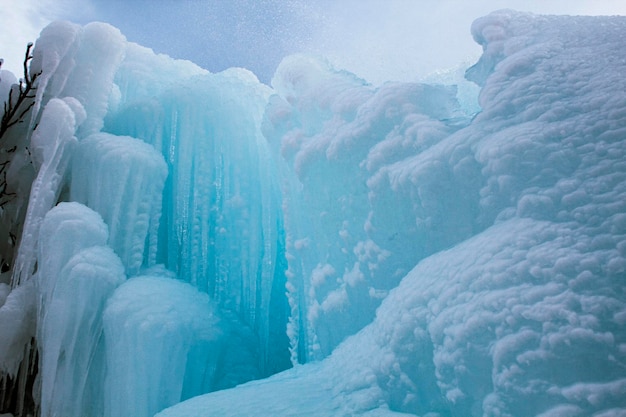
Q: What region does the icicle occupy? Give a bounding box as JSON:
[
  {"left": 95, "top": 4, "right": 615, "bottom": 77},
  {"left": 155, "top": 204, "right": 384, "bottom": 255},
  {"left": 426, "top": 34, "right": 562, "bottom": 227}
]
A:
[
  {"left": 11, "top": 98, "right": 79, "bottom": 287},
  {"left": 70, "top": 133, "right": 167, "bottom": 276}
]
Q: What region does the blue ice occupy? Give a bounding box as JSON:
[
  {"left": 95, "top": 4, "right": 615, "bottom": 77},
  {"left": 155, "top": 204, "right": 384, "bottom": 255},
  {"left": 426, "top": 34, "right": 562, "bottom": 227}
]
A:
[{"left": 0, "top": 9, "right": 624, "bottom": 417}]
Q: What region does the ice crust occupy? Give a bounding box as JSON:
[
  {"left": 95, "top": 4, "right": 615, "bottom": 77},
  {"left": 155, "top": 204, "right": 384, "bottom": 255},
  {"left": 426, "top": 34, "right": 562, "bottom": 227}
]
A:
[{"left": 1, "top": 8, "right": 625, "bottom": 417}]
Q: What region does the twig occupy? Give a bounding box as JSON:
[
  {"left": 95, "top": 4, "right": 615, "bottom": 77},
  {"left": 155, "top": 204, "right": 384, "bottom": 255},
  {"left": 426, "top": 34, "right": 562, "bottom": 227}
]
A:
[{"left": 0, "top": 43, "right": 41, "bottom": 140}]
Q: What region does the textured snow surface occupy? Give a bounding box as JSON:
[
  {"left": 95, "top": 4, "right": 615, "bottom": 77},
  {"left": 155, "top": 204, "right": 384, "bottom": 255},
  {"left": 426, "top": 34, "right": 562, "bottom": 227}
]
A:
[
  {"left": 1, "top": 8, "right": 625, "bottom": 417},
  {"left": 265, "top": 54, "right": 464, "bottom": 363}
]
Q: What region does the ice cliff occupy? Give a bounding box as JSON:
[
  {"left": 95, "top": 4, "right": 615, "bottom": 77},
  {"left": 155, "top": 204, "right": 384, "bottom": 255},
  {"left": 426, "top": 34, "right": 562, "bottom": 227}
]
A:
[{"left": 0, "top": 9, "right": 625, "bottom": 417}]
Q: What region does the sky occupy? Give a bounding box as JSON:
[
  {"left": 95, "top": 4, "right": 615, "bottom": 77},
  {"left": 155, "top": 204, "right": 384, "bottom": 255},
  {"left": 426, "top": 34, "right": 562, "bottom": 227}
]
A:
[{"left": 2, "top": 0, "right": 626, "bottom": 86}]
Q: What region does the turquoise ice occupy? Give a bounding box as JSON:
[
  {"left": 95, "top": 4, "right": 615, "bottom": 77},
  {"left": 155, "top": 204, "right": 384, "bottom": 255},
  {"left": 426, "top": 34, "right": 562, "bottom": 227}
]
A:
[{"left": 0, "top": 9, "right": 624, "bottom": 417}]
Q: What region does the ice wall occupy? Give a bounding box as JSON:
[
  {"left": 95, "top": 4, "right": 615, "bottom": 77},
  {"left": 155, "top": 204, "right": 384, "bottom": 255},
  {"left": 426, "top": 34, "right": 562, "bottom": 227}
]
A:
[
  {"left": 3, "top": 14, "right": 291, "bottom": 417},
  {"left": 160, "top": 10, "right": 626, "bottom": 417},
  {"left": 104, "top": 63, "right": 289, "bottom": 375},
  {"left": 264, "top": 55, "right": 470, "bottom": 361},
  {"left": 2, "top": 8, "right": 626, "bottom": 417}
]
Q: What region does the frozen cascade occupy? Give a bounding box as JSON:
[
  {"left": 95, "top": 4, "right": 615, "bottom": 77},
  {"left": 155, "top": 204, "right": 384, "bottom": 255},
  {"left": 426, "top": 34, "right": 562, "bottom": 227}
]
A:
[
  {"left": 10, "top": 98, "right": 81, "bottom": 286},
  {"left": 103, "top": 274, "right": 221, "bottom": 417},
  {"left": 5, "top": 15, "right": 291, "bottom": 416},
  {"left": 36, "top": 203, "right": 125, "bottom": 417},
  {"left": 160, "top": 10, "right": 626, "bottom": 417},
  {"left": 0, "top": 8, "right": 625, "bottom": 417},
  {"left": 11, "top": 21, "right": 127, "bottom": 287},
  {"left": 0, "top": 22, "right": 83, "bottom": 280},
  {"left": 104, "top": 67, "right": 289, "bottom": 373},
  {"left": 70, "top": 133, "right": 168, "bottom": 275}
]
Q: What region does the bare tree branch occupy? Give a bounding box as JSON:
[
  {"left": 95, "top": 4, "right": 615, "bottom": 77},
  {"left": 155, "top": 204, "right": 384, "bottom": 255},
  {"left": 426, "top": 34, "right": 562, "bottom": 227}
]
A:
[{"left": 0, "top": 42, "right": 42, "bottom": 140}]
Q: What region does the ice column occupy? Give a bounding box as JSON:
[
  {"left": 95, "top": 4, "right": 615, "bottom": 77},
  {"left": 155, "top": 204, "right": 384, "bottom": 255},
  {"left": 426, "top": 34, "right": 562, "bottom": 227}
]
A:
[
  {"left": 11, "top": 98, "right": 83, "bottom": 286},
  {"left": 104, "top": 68, "right": 288, "bottom": 372},
  {"left": 103, "top": 274, "right": 221, "bottom": 417},
  {"left": 36, "top": 203, "right": 125, "bottom": 417},
  {"left": 11, "top": 19, "right": 127, "bottom": 286},
  {"left": 71, "top": 133, "right": 168, "bottom": 275}
]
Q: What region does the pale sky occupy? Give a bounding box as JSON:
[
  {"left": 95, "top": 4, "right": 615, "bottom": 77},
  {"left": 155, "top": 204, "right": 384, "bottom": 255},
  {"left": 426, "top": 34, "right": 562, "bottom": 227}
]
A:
[{"left": 1, "top": 0, "right": 626, "bottom": 85}]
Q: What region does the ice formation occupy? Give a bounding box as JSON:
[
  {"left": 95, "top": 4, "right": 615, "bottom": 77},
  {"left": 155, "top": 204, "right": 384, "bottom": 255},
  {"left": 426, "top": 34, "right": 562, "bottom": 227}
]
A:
[
  {"left": 36, "top": 203, "right": 124, "bottom": 417},
  {"left": 0, "top": 8, "right": 625, "bottom": 417},
  {"left": 70, "top": 132, "right": 167, "bottom": 274},
  {"left": 103, "top": 274, "right": 220, "bottom": 417}
]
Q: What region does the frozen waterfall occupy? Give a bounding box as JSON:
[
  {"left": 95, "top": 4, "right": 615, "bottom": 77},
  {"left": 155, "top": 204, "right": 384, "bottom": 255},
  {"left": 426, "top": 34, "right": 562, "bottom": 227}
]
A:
[{"left": 0, "top": 9, "right": 625, "bottom": 417}]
